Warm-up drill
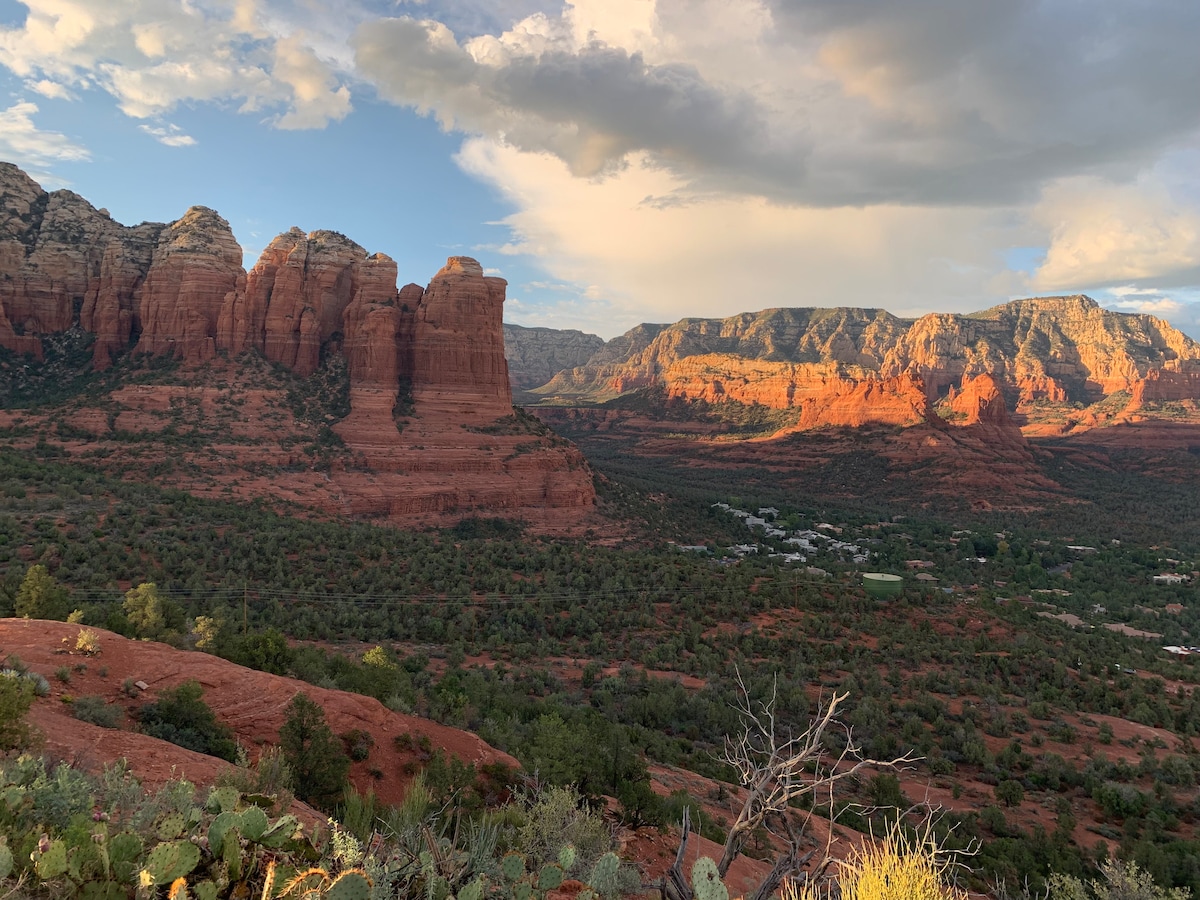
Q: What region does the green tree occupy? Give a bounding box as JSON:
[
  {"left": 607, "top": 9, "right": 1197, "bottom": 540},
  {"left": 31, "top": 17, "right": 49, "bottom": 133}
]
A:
[
  {"left": 14, "top": 564, "right": 69, "bottom": 620},
  {"left": 996, "top": 778, "right": 1025, "bottom": 807},
  {"left": 279, "top": 692, "right": 350, "bottom": 809},
  {"left": 0, "top": 673, "right": 36, "bottom": 753},
  {"left": 124, "top": 582, "right": 167, "bottom": 640}
]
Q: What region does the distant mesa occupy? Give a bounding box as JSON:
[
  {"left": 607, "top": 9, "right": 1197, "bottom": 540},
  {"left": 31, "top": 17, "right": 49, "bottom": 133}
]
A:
[{"left": 526, "top": 296, "right": 1200, "bottom": 439}]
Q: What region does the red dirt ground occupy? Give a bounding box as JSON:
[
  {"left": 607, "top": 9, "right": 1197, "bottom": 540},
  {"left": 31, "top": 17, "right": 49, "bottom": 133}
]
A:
[{"left": 1, "top": 619, "right": 516, "bottom": 820}]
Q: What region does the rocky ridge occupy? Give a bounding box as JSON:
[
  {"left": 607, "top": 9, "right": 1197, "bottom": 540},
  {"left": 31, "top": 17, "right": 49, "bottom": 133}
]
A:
[
  {"left": 503, "top": 323, "right": 605, "bottom": 391},
  {"left": 531, "top": 300, "right": 1200, "bottom": 438},
  {"left": 0, "top": 162, "right": 595, "bottom": 528}
]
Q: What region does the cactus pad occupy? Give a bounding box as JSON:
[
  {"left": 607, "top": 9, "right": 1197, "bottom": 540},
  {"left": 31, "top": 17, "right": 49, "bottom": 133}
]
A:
[
  {"left": 259, "top": 815, "right": 300, "bottom": 849},
  {"left": 457, "top": 878, "right": 484, "bottom": 900},
  {"left": 157, "top": 813, "right": 188, "bottom": 841},
  {"left": 326, "top": 869, "right": 372, "bottom": 900},
  {"left": 586, "top": 852, "right": 620, "bottom": 898},
  {"left": 207, "top": 786, "right": 240, "bottom": 814},
  {"left": 34, "top": 838, "right": 68, "bottom": 880},
  {"left": 538, "top": 864, "right": 565, "bottom": 891},
  {"left": 501, "top": 853, "right": 526, "bottom": 882},
  {"left": 208, "top": 811, "right": 240, "bottom": 856},
  {"left": 194, "top": 881, "right": 219, "bottom": 900},
  {"left": 690, "top": 857, "right": 727, "bottom": 900},
  {"left": 0, "top": 842, "right": 12, "bottom": 881},
  {"left": 557, "top": 845, "right": 576, "bottom": 873},
  {"left": 79, "top": 881, "right": 128, "bottom": 900},
  {"left": 240, "top": 805, "right": 269, "bottom": 841},
  {"left": 145, "top": 839, "right": 201, "bottom": 884}
]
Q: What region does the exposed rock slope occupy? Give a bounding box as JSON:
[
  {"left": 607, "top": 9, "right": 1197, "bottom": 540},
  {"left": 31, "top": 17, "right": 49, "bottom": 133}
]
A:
[{"left": 503, "top": 323, "right": 604, "bottom": 390}]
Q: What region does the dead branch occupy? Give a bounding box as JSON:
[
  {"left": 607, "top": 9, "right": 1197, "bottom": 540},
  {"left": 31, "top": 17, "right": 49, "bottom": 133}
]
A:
[{"left": 659, "top": 672, "right": 916, "bottom": 900}]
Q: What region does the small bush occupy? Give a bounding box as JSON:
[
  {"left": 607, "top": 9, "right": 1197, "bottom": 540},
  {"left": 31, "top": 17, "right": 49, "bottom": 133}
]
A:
[
  {"left": 786, "top": 821, "right": 967, "bottom": 900},
  {"left": 72, "top": 695, "right": 122, "bottom": 728},
  {"left": 55, "top": 666, "right": 72, "bottom": 684},
  {"left": 137, "top": 680, "right": 237, "bottom": 762},
  {"left": 75, "top": 628, "right": 101, "bottom": 655}
]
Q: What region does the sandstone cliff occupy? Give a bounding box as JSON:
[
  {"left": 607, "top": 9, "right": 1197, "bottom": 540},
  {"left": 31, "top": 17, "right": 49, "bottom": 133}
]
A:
[
  {"left": 0, "top": 162, "right": 596, "bottom": 529},
  {"left": 533, "top": 298, "right": 1200, "bottom": 437}
]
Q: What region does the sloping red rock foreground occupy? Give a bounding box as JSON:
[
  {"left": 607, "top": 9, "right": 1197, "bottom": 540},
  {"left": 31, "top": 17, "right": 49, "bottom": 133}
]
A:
[
  {"left": 0, "top": 162, "right": 594, "bottom": 528},
  {"left": 1, "top": 619, "right": 515, "bottom": 817}
]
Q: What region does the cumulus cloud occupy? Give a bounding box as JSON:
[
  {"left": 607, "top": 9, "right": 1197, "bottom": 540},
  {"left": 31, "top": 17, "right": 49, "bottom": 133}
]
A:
[
  {"left": 0, "top": 0, "right": 353, "bottom": 129},
  {"left": 1033, "top": 177, "right": 1200, "bottom": 291},
  {"left": 457, "top": 137, "right": 1028, "bottom": 337},
  {"left": 355, "top": 0, "right": 1200, "bottom": 207},
  {"left": 0, "top": 100, "right": 90, "bottom": 170},
  {"left": 138, "top": 122, "right": 196, "bottom": 147}
]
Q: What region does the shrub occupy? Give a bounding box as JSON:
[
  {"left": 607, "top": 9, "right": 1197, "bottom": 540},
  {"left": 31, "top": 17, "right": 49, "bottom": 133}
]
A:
[
  {"left": 72, "top": 695, "right": 122, "bottom": 728},
  {"left": 137, "top": 680, "right": 237, "bottom": 762},
  {"left": 1049, "top": 860, "right": 1190, "bottom": 900},
  {"left": 516, "top": 785, "right": 613, "bottom": 872},
  {"left": 786, "top": 821, "right": 967, "bottom": 900},
  {"left": 0, "top": 671, "right": 37, "bottom": 753},
  {"left": 75, "top": 628, "right": 101, "bottom": 655}
]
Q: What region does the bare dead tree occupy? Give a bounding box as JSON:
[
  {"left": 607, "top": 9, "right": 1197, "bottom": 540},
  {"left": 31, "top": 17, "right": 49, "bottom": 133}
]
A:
[{"left": 656, "top": 673, "right": 917, "bottom": 900}]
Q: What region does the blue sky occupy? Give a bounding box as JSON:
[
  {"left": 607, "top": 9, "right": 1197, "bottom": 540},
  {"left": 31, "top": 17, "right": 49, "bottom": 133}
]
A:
[{"left": 2, "top": 0, "right": 1200, "bottom": 340}]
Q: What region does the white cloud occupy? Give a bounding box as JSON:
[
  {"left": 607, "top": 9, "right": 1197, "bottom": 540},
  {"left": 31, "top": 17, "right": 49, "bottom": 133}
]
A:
[
  {"left": 457, "top": 138, "right": 1027, "bottom": 337},
  {"left": 138, "top": 122, "right": 197, "bottom": 147},
  {"left": 0, "top": 100, "right": 90, "bottom": 170},
  {"left": 1033, "top": 177, "right": 1200, "bottom": 291},
  {"left": 0, "top": 0, "right": 353, "bottom": 129},
  {"left": 26, "top": 78, "right": 75, "bottom": 99}
]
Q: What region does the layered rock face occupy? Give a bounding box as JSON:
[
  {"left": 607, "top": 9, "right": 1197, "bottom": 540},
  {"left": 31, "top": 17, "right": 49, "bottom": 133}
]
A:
[
  {"left": 503, "top": 323, "right": 604, "bottom": 390},
  {"left": 534, "top": 298, "right": 1200, "bottom": 435},
  {"left": 0, "top": 162, "right": 168, "bottom": 363},
  {"left": 0, "top": 163, "right": 595, "bottom": 527},
  {"left": 410, "top": 257, "right": 512, "bottom": 421}
]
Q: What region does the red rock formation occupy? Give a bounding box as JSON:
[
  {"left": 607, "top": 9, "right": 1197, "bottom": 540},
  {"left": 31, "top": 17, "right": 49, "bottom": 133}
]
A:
[
  {"left": 948, "top": 373, "right": 1012, "bottom": 426},
  {"left": 135, "top": 206, "right": 243, "bottom": 364},
  {"left": 0, "top": 162, "right": 162, "bottom": 362},
  {"left": 79, "top": 225, "right": 164, "bottom": 366},
  {"left": 410, "top": 256, "right": 511, "bottom": 421}
]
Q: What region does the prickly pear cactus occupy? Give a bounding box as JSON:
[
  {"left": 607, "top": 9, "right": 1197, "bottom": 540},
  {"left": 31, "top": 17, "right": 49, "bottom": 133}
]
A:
[
  {"left": 501, "top": 853, "right": 526, "bottom": 883},
  {"left": 34, "top": 838, "right": 68, "bottom": 880},
  {"left": 240, "top": 805, "right": 269, "bottom": 841},
  {"left": 326, "top": 870, "right": 372, "bottom": 900},
  {"left": 208, "top": 811, "right": 240, "bottom": 856},
  {"left": 586, "top": 852, "right": 620, "bottom": 898},
  {"left": 457, "top": 878, "right": 484, "bottom": 900},
  {"left": 537, "top": 864, "right": 564, "bottom": 892},
  {"left": 194, "top": 880, "right": 219, "bottom": 900},
  {"left": 169, "top": 877, "right": 192, "bottom": 900},
  {"left": 157, "top": 813, "right": 189, "bottom": 841},
  {"left": 690, "top": 857, "right": 727, "bottom": 900},
  {"left": 78, "top": 881, "right": 127, "bottom": 900},
  {"left": 107, "top": 831, "right": 143, "bottom": 882},
  {"left": 0, "top": 840, "right": 12, "bottom": 880},
  {"left": 259, "top": 815, "right": 300, "bottom": 849},
  {"left": 206, "top": 786, "right": 240, "bottom": 814},
  {"left": 557, "top": 846, "right": 576, "bottom": 873},
  {"left": 144, "top": 839, "right": 201, "bottom": 885}
]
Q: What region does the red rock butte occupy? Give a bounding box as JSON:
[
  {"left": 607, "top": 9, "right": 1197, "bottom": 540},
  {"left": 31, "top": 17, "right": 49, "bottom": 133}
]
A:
[{"left": 0, "top": 162, "right": 595, "bottom": 528}]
